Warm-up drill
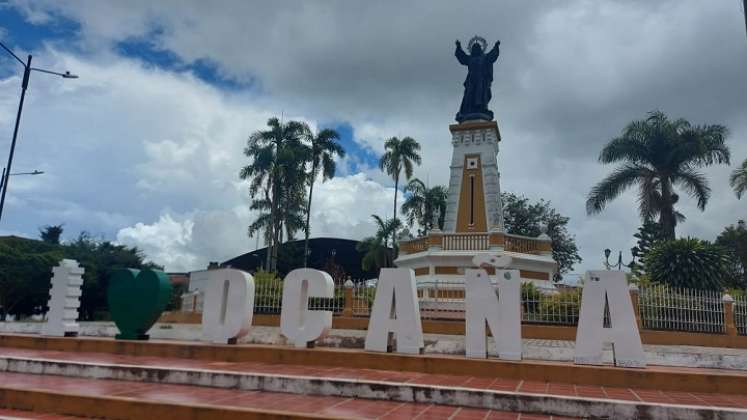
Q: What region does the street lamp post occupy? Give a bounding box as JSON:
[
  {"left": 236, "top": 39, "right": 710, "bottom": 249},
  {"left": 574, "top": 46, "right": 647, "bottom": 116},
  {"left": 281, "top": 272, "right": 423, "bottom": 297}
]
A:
[
  {"left": 0, "top": 167, "right": 44, "bottom": 191},
  {"left": 0, "top": 41, "right": 77, "bottom": 223}
]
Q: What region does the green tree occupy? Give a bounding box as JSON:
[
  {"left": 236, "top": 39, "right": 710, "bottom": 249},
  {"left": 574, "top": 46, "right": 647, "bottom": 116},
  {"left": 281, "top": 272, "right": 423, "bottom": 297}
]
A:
[
  {"left": 303, "top": 127, "right": 345, "bottom": 267},
  {"left": 378, "top": 136, "right": 421, "bottom": 247},
  {"left": 0, "top": 236, "right": 62, "bottom": 320},
  {"left": 401, "top": 178, "right": 447, "bottom": 236},
  {"left": 645, "top": 238, "right": 734, "bottom": 290},
  {"left": 64, "top": 232, "right": 161, "bottom": 320},
  {"left": 241, "top": 117, "right": 309, "bottom": 272},
  {"left": 716, "top": 220, "right": 747, "bottom": 289},
  {"left": 357, "top": 215, "right": 401, "bottom": 272},
  {"left": 501, "top": 193, "right": 581, "bottom": 280},
  {"left": 629, "top": 219, "right": 666, "bottom": 279},
  {"left": 730, "top": 158, "right": 747, "bottom": 199},
  {"left": 586, "top": 111, "right": 730, "bottom": 239},
  {"left": 39, "top": 224, "right": 64, "bottom": 244}
]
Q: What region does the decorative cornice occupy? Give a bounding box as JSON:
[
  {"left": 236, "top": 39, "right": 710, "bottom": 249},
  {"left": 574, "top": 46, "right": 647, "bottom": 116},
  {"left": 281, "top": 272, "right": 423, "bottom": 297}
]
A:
[{"left": 449, "top": 120, "right": 501, "bottom": 142}]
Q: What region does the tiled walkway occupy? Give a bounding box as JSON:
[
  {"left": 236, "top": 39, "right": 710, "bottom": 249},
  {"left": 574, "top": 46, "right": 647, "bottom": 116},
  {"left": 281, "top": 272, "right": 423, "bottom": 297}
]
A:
[
  {"left": 0, "top": 407, "right": 84, "bottom": 419},
  {"left": 1, "top": 347, "right": 746, "bottom": 409},
  {"left": 0, "top": 371, "right": 568, "bottom": 419}
]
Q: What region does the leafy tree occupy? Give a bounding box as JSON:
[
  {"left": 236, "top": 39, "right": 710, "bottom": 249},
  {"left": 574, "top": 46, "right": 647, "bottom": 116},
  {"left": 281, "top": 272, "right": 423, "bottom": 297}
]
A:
[
  {"left": 629, "top": 219, "right": 666, "bottom": 278},
  {"left": 64, "top": 232, "right": 161, "bottom": 320},
  {"left": 39, "top": 224, "right": 64, "bottom": 244},
  {"left": 241, "top": 117, "right": 309, "bottom": 272},
  {"left": 0, "top": 236, "right": 62, "bottom": 320},
  {"left": 401, "top": 178, "right": 447, "bottom": 236},
  {"left": 379, "top": 137, "right": 421, "bottom": 247},
  {"left": 586, "top": 111, "right": 730, "bottom": 239},
  {"left": 716, "top": 220, "right": 747, "bottom": 289},
  {"left": 357, "top": 215, "right": 400, "bottom": 272},
  {"left": 501, "top": 193, "right": 581, "bottom": 280},
  {"left": 645, "top": 238, "right": 734, "bottom": 290},
  {"left": 303, "top": 127, "right": 345, "bottom": 267},
  {"left": 730, "top": 157, "right": 747, "bottom": 199}
]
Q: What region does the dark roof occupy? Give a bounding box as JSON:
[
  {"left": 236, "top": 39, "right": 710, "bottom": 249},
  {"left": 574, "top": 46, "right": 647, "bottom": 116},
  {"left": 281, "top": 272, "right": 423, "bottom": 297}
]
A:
[{"left": 221, "top": 237, "right": 378, "bottom": 280}]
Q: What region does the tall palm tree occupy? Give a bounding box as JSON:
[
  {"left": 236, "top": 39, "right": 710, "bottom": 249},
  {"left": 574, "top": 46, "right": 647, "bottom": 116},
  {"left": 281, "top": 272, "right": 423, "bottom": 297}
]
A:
[
  {"left": 586, "top": 111, "right": 730, "bottom": 239},
  {"left": 356, "top": 215, "right": 401, "bottom": 272},
  {"left": 240, "top": 117, "right": 308, "bottom": 272},
  {"left": 303, "top": 128, "right": 345, "bottom": 267},
  {"left": 378, "top": 136, "right": 421, "bottom": 247},
  {"left": 401, "top": 178, "right": 448, "bottom": 236},
  {"left": 730, "top": 158, "right": 747, "bottom": 199}
]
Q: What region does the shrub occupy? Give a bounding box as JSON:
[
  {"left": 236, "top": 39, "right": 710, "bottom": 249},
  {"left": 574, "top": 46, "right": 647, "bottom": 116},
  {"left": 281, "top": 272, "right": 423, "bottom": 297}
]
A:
[{"left": 644, "top": 238, "right": 735, "bottom": 290}]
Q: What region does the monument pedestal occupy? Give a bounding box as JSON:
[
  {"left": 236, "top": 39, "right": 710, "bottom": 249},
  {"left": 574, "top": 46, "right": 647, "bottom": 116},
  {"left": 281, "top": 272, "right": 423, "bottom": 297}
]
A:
[{"left": 396, "top": 119, "right": 557, "bottom": 288}]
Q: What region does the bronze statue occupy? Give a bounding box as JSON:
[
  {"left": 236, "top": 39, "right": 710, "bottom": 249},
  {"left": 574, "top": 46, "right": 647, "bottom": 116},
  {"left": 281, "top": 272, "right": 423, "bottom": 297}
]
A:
[{"left": 455, "top": 36, "right": 500, "bottom": 123}]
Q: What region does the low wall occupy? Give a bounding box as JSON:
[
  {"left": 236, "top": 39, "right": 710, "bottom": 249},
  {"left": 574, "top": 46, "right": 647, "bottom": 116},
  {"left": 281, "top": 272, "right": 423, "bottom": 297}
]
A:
[{"left": 159, "top": 311, "right": 747, "bottom": 349}]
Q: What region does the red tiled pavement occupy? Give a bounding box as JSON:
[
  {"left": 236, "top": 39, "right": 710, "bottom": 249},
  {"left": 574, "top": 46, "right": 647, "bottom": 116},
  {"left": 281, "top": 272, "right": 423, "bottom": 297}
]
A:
[
  {"left": 0, "top": 407, "right": 85, "bottom": 419},
  {"left": 0, "top": 371, "right": 567, "bottom": 419},
  {"left": 1, "top": 346, "right": 747, "bottom": 410}
]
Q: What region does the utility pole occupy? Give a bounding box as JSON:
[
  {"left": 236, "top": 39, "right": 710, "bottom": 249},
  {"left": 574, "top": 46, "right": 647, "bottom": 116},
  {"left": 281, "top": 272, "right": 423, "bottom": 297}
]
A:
[{"left": 0, "top": 41, "right": 78, "bottom": 223}]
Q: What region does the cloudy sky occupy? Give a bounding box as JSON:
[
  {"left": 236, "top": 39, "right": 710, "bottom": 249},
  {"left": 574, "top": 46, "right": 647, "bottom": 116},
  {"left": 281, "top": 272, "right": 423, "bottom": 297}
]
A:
[{"left": 0, "top": 0, "right": 745, "bottom": 274}]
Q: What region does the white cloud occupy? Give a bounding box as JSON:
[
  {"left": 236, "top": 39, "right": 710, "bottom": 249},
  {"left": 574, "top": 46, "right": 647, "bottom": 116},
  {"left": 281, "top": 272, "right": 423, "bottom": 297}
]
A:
[
  {"left": 116, "top": 212, "right": 197, "bottom": 271},
  {"left": 3, "top": 1, "right": 746, "bottom": 274}
]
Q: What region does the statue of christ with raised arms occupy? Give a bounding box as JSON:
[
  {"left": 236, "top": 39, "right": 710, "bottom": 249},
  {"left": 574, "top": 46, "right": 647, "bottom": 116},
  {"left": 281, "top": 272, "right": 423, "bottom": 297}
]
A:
[{"left": 455, "top": 36, "right": 500, "bottom": 123}]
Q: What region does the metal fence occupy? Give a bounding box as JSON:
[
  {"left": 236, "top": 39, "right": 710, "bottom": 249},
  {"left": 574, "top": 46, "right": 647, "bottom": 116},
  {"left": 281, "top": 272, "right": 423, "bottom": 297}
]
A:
[
  {"left": 415, "top": 281, "right": 584, "bottom": 325},
  {"left": 254, "top": 278, "right": 346, "bottom": 314},
  {"left": 180, "top": 277, "right": 746, "bottom": 336},
  {"left": 638, "top": 284, "right": 724, "bottom": 334},
  {"left": 735, "top": 295, "right": 747, "bottom": 336}
]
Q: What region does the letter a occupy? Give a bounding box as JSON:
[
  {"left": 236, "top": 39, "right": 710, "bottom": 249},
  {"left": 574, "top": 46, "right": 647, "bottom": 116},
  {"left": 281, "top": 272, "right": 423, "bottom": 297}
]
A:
[
  {"left": 364, "top": 268, "right": 423, "bottom": 354},
  {"left": 465, "top": 268, "right": 521, "bottom": 360},
  {"left": 200, "top": 269, "right": 255, "bottom": 344},
  {"left": 280, "top": 269, "right": 334, "bottom": 348},
  {"left": 574, "top": 270, "right": 646, "bottom": 367}
]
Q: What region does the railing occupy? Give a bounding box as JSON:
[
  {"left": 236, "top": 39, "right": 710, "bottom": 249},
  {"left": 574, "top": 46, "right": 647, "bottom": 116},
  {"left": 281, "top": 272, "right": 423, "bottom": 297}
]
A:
[
  {"left": 179, "top": 277, "right": 746, "bottom": 337},
  {"left": 416, "top": 280, "right": 581, "bottom": 325},
  {"left": 398, "top": 231, "right": 550, "bottom": 255},
  {"left": 639, "top": 284, "right": 724, "bottom": 334},
  {"left": 442, "top": 233, "right": 489, "bottom": 251},
  {"left": 735, "top": 295, "right": 747, "bottom": 336},
  {"left": 399, "top": 237, "right": 428, "bottom": 254},
  {"left": 254, "top": 278, "right": 284, "bottom": 314},
  {"left": 504, "top": 234, "right": 543, "bottom": 254}
]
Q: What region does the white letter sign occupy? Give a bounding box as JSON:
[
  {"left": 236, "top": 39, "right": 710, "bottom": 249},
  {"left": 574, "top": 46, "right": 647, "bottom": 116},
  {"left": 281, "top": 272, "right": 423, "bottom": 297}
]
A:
[
  {"left": 465, "top": 268, "right": 522, "bottom": 360},
  {"left": 280, "top": 268, "right": 334, "bottom": 348},
  {"left": 574, "top": 270, "right": 646, "bottom": 367},
  {"left": 200, "top": 268, "right": 255, "bottom": 344},
  {"left": 42, "top": 259, "right": 84, "bottom": 337},
  {"left": 364, "top": 268, "right": 423, "bottom": 354}
]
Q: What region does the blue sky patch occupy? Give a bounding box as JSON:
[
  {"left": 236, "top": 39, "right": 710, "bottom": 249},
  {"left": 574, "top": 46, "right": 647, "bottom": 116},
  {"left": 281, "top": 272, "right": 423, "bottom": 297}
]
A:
[
  {"left": 116, "top": 37, "right": 255, "bottom": 92},
  {"left": 325, "top": 122, "right": 380, "bottom": 174}
]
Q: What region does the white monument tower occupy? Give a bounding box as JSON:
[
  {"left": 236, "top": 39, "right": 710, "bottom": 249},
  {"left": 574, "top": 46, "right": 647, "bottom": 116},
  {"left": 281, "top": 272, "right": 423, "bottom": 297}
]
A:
[{"left": 396, "top": 36, "right": 557, "bottom": 288}]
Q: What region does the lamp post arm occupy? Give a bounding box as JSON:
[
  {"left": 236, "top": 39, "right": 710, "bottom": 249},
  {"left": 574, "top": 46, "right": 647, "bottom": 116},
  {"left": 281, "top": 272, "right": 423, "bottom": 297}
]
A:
[
  {"left": 0, "top": 41, "right": 25, "bottom": 66},
  {"left": 31, "top": 67, "right": 78, "bottom": 78}
]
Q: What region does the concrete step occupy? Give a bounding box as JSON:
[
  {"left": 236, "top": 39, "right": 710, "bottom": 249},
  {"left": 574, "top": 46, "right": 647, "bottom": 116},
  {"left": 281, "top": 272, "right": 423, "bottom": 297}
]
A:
[
  {"left": 1, "top": 350, "right": 746, "bottom": 420},
  {"left": 4, "top": 323, "right": 747, "bottom": 371},
  {"left": 0, "top": 371, "right": 558, "bottom": 420}
]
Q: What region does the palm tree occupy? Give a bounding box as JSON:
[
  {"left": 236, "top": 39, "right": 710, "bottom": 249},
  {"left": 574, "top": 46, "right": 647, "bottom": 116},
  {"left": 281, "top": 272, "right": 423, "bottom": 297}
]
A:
[
  {"left": 401, "top": 178, "right": 448, "bottom": 236},
  {"left": 378, "top": 136, "right": 421, "bottom": 246},
  {"left": 730, "top": 158, "right": 747, "bottom": 199},
  {"left": 356, "top": 215, "right": 401, "bottom": 272},
  {"left": 586, "top": 111, "right": 730, "bottom": 239},
  {"left": 240, "top": 117, "right": 308, "bottom": 272},
  {"left": 303, "top": 128, "right": 345, "bottom": 267}
]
